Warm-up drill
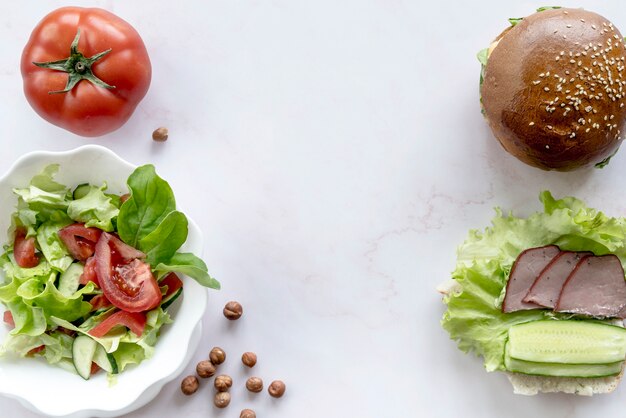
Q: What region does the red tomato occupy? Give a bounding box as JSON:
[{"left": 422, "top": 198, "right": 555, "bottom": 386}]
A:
[
  {"left": 160, "top": 273, "right": 183, "bottom": 297},
  {"left": 3, "top": 311, "right": 15, "bottom": 328},
  {"left": 80, "top": 256, "right": 99, "bottom": 287},
  {"left": 58, "top": 223, "right": 102, "bottom": 261},
  {"left": 14, "top": 227, "right": 39, "bottom": 268},
  {"left": 21, "top": 7, "right": 151, "bottom": 137},
  {"left": 89, "top": 294, "right": 112, "bottom": 311},
  {"left": 88, "top": 310, "right": 146, "bottom": 338},
  {"left": 94, "top": 232, "right": 161, "bottom": 312},
  {"left": 90, "top": 362, "right": 101, "bottom": 376},
  {"left": 27, "top": 345, "right": 45, "bottom": 356}
]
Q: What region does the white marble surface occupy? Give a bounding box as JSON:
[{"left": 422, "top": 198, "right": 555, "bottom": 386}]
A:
[{"left": 3, "top": 1, "right": 626, "bottom": 417}]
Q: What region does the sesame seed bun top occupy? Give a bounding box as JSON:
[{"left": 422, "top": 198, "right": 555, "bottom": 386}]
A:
[{"left": 481, "top": 8, "right": 626, "bottom": 171}]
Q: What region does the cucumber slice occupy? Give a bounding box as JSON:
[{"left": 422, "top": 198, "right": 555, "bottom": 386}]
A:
[
  {"left": 161, "top": 288, "right": 182, "bottom": 310},
  {"left": 505, "top": 354, "right": 623, "bottom": 377},
  {"left": 508, "top": 320, "right": 626, "bottom": 364},
  {"left": 93, "top": 344, "right": 119, "bottom": 374},
  {"left": 72, "top": 183, "right": 91, "bottom": 200},
  {"left": 72, "top": 335, "right": 98, "bottom": 380},
  {"left": 58, "top": 263, "right": 84, "bottom": 297}
]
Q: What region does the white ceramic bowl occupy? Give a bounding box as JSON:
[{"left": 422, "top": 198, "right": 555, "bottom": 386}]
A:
[{"left": 0, "top": 145, "right": 207, "bottom": 417}]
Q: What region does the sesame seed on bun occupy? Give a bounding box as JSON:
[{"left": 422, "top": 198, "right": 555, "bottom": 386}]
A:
[{"left": 481, "top": 8, "right": 626, "bottom": 171}]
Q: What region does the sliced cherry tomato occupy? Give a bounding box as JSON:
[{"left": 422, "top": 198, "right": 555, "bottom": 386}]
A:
[
  {"left": 94, "top": 232, "right": 161, "bottom": 312},
  {"left": 160, "top": 273, "right": 183, "bottom": 298},
  {"left": 3, "top": 311, "right": 15, "bottom": 328},
  {"left": 21, "top": 7, "right": 151, "bottom": 137},
  {"left": 120, "top": 193, "right": 130, "bottom": 204},
  {"left": 89, "top": 294, "right": 112, "bottom": 311},
  {"left": 80, "top": 256, "right": 99, "bottom": 287},
  {"left": 88, "top": 310, "right": 146, "bottom": 337},
  {"left": 58, "top": 223, "right": 102, "bottom": 261},
  {"left": 14, "top": 227, "right": 39, "bottom": 268}
]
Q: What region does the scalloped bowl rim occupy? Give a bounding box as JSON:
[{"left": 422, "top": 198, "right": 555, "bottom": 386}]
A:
[{"left": 0, "top": 145, "right": 207, "bottom": 417}]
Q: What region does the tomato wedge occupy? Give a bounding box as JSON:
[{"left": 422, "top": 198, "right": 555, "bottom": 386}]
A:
[
  {"left": 58, "top": 223, "right": 102, "bottom": 261},
  {"left": 89, "top": 294, "right": 112, "bottom": 311},
  {"left": 3, "top": 311, "right": 15, "bottom": 328},
  {"left": 90, "top": 362, "right": 101, "bottom": 376},
  {"left": 14, "top": 227, "right": 39, "bottom": 268},
  {"left": 161, "top": 273, "right": 183, "bottom": 297},
  {"left": 88, "top": 310, "right": 146, "bottom": 337},
  {"left": 27, "top": 345, "right": 45, "bottom": 356},
  {"left": 80, "top": 256, "right": 99, "bottom": 287},
  {"left": 94, "top": 232, "right": 161, "bottom": 312}
]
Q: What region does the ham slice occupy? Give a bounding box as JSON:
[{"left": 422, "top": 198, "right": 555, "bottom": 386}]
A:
[
  {"left": 523, "top": 251, "right": 591, "bottom": 308},
  {"left": 502, "top": 245, "right": 560, "bottom": 313},
  {"left": 555, "top": 255, "right": 626, "bottom": 317}
]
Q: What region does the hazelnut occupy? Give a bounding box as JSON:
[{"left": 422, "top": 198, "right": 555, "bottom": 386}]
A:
[
  {"left": 180, "top": 375, "right": 199, "bottom": 395},
  {"left": 214, "top": 391, "right": 231, "bottom": 408},
  {"left": 196, "top": 360, "right": 216, "bottom": 378},
  {"left": 245, "top": 376, "right": 263, "bottom": 393},
  {"left": 209, "top": 346, "right": 226, "bottom": 364},
  {"left": 241, "top": 352, "right": 257, "bottom": 368},
  {"left": 152, "top": 127, "right": 169, "bottom": 141},
  {"left": 268, "top": 380, "right": 286, "bottom": 398},
  {"left": 240, "top": 409, "right": 256, "bottom": 418},
  {"left": 214, "top": 374, "right": 233, "bottom": 392},
  {"left": 223, "top": 301, "right": 243, "bottom": 320}
]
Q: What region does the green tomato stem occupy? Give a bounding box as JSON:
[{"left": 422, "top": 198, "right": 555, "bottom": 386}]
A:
[{"left": 32, "top": 29, "right": 116, "bottom": 94}]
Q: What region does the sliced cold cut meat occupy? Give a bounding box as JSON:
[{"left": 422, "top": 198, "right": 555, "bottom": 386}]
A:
[
  {"left": 555, "top": 255, "right": 626, "bottom": 317},
  {"left": 523, "top": 251, "right": 591, "bottom": 308},
  {"left": 502, "top": 245, "right": 560, "bottom": 313}
]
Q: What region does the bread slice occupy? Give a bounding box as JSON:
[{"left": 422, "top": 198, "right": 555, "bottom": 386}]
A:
[
  {"left": 438, "top": 279, "right": 624, "bottom": 395},
  {"left": 506, "top": 368, "right": 623, "bottom": 396}
]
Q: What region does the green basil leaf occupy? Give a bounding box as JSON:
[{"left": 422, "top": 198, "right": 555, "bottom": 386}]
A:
[
  {"left": 117, "top": 165, "right": 176, "bottom": 247},
  {"left": 154, "top": 253, "right": 220, "bottom": 290},
  {"left": 139, "top": 211, "right": 188, "bottom": 266}
]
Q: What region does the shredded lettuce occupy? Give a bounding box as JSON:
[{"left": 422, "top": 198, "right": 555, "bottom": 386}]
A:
[{"left": 441, "top": 191, "right": 626, "bottom": 371}]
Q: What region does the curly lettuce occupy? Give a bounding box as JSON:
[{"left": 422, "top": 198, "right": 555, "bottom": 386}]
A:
[{"left": 441, "top": 192, "right": 626, "bottom": 371}]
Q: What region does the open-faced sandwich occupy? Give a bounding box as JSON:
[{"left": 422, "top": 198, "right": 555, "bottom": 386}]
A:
[{"left": 439, "top": 192, "right": 626, "bottom": 395}]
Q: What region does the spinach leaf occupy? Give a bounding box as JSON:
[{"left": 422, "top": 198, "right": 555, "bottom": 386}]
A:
[
  {"left": 155, "top": 253, "right": 220, "bottom": 290},
  {"left": 139, "top": 211, "right": 188, "bottom": 266},
  {"left": 117, "top": 165, "right": 176, "bottom": 247},
  {"left": 117, "top": 165, "right": 220, "bottom": 290}
]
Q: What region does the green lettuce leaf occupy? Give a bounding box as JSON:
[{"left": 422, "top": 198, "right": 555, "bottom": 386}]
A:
[
  {"left": 36, "top": 219, "right": 73, "bottom": 272},
  {"left": 2, "top": 331, "right": 76, "bottom": 363},
  {"left": 16, "top": 276, "right": 94, "bottom": 325},
  {"left": 441, "top": 191, "right": 626, "bottom": 371},
  {"left": 12, "top": 164, "right": 71, "bottom": 223},
  {"left": 509, "top": 7, "right": 561, "bottom": 26},
  {"left": 67, "top": 184, "right": 119, "bottom": 232},
  {"left": 110, "top": 307, "right": 171, "bottom": 372}
]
